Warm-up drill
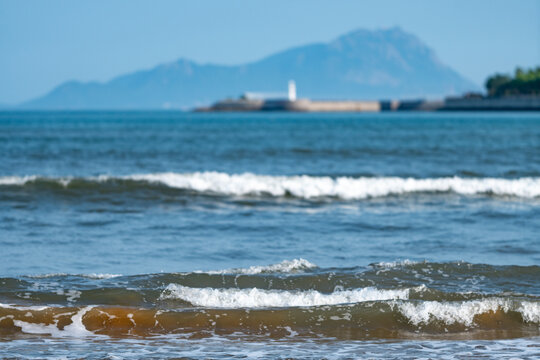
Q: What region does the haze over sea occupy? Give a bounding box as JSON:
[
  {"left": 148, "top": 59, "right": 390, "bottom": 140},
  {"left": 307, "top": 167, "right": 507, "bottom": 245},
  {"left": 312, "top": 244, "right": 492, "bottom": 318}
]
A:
[{"left": 1, "top": 111, "right": 540, "bottom": 358}]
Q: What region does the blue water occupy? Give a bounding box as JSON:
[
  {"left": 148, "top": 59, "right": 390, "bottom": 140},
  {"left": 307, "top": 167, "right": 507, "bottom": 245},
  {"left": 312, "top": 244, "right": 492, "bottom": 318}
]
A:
[{"left": 0, "top": 111, "right": 539, "bottom": 358}]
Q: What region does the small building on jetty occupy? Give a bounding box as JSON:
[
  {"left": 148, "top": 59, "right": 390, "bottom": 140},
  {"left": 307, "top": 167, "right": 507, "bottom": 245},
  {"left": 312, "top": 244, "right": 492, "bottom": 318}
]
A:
[
  {"left": 194, "top": 81, "right": 540, "bottom": 112},
  {"left": 195, "top": 81, "right": 382, "bottom": 112}
]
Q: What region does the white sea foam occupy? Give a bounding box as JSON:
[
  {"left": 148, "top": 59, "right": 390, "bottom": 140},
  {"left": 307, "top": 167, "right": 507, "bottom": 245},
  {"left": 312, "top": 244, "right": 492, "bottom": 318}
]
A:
[
  {"left": 56, "top": 289, "right": 82, "bottom": 302},
  {"left": 2, "top": 172, "right": 539, "bottom": 199},
  {"left": 83, "top": 273, "right": 122, "bottom": 279},
  {"left": 12, "top": 306, "right": 95, "bottom": 337},
  {"left": 125, "top": 173, "right": 540, "bottom": 199},
  {"left": 26, "top": 273, "right": 69, "bottom": 278},
  {"left": 0, "top": 175, "right": 38, "bottom": 185},
  {"left": 203, "top": 259, "right": 317, "bottom": 275},
  {"left": 517, "top": 301, "right": 540, "bottom": 323},
  {"left": 0, "top": 175, "right": 70, "bottom": 187},
  {"left": 0, "top": 303, "right": 50, "bottom": 311},
  {"left": 26, "top": 273, "right": 121, "bottom": 279},
  {"left": 372, "top": 259, "right": 421, "bottom": 268},
  {"left": 160, "top": 285, "right": 413, "bottom": 308},
  {"left": 398, "top": 299, "right": 540, "bottom": 326}
]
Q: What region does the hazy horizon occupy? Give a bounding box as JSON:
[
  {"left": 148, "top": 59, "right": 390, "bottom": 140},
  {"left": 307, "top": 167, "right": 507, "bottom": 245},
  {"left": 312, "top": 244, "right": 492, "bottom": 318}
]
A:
[{"left": 1, "top": 0, "right": 539, "bottom": 104}]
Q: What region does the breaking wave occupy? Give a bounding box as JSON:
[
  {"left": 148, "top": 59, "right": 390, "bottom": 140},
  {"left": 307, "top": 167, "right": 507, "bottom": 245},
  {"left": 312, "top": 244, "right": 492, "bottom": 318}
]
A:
[
  {"left": 370, "top": 259, "right": 421, "bottom": 268},
  {"left": 26, "top": 273, "right": 122, "bottom": 279},
  {"left": 2, "top": 298, "right": 539, "bottom": 340},
  {"left": 2, "top": 172, "right": 540, "bottom": 199},
  {"left": 398, "top": 298, "right": 540, "bottom": 326},
  {"left": 2, "top": 260, "right": 540, "bottom": 340},
  {"left": 200, "top": 258, "right": 317, "bottom": 275},
  {"left": 159, "top": 285, "right": 414, "bottom": 308}
]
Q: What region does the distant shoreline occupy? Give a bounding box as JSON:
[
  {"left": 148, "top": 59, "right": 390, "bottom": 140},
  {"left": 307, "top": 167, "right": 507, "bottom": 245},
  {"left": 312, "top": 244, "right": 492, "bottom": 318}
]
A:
[
  {"left": 195, "top": 96, "right": 540, "bottom": 113},
  {"left": 2, "top": 96, "right": 540, "bottom": 113}
]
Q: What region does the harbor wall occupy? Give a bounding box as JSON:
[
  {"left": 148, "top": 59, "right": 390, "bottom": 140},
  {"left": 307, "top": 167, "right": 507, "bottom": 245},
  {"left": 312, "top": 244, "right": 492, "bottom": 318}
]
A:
[
  {"left": 262, "top": 99, "right": 380, "bottom": 112},
  {"left": 296, "top": 100, "right": 380, "bottom": 112},
  {"left": 443, "top": 96, "right": 540, "bottom": 111},
  {"left": 196, "top": 96, "right": 540, "bottom": 112}
]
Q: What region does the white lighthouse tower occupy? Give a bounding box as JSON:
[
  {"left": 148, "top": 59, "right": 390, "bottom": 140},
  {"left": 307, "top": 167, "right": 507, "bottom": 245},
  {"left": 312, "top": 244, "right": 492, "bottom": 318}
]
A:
[{"left": 288, "top": 80, "right": 297, "bottom": 101}]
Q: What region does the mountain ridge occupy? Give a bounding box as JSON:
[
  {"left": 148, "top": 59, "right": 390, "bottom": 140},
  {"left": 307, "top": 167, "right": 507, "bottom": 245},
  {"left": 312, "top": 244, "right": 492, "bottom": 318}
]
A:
[{"left": 22, "top": 27, "right": 477, "bottom": 109}]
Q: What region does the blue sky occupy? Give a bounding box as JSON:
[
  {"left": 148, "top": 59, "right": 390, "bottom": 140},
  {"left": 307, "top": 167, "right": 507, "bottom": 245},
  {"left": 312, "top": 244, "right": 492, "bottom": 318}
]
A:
[{"left": 1, "top": 0, "right": 539, "bottom": 104}]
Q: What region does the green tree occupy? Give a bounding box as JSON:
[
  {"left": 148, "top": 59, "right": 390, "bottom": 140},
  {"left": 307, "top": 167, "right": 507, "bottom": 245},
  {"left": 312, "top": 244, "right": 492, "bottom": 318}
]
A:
[
  {"left": 485, "top": 67, "right": 540, "bottom": 96},
  {"left": 485, "top": 74, "right": 511, "bottom": 96}
]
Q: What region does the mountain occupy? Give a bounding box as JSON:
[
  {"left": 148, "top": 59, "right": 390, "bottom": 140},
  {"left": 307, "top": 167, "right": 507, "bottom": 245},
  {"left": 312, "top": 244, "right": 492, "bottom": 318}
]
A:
[{"left": 22, "top": 27, "right": 477, "bottom": 110}]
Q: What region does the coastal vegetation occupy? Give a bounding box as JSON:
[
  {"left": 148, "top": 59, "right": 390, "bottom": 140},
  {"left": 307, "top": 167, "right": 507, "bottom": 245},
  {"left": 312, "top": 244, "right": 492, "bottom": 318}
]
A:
[{"left": 485, "top": 67, "right": 540, "bottom": 96}]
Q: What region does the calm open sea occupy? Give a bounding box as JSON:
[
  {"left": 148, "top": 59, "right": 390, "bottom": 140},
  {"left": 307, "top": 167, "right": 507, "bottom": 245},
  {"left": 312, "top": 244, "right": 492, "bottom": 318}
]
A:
[{"left": 1, "top": 111, "right": 539, "bottom": 359}]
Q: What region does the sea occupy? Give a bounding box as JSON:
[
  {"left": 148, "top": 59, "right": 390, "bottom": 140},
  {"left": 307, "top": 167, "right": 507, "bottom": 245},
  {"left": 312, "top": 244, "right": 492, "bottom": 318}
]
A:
[{"left": 0, "top": 111, "right": 539, "bottom": 359}]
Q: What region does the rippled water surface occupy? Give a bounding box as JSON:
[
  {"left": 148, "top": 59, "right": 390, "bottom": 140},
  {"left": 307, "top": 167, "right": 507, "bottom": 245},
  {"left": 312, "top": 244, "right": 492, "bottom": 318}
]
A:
[{"left": 0, "top": 111, "right": 539, "bottom": 358}]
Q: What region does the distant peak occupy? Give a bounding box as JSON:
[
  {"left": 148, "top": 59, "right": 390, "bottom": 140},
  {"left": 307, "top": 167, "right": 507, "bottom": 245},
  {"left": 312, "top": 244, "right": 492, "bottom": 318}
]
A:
[
  {"left": 174, "top": 58, "right": 194, "bottom": 65},
  {"left": 21, "top": 25, "right": 476, "bottom": 109},
  {"left": 382, "top": 26, "right": 406, "bottom": 34},
  {"left": 334, "top": 26, "right": 415, "bottom": 42},
  {"left": 152, "top": 58, "right": 197, "bottom": 73}
]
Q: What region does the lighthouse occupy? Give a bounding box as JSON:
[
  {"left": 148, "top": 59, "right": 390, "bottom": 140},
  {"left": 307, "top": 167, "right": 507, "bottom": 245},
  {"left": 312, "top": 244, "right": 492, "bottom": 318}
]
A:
[{"left": 288, "top": 80, "right": 297, "bottom": 102}]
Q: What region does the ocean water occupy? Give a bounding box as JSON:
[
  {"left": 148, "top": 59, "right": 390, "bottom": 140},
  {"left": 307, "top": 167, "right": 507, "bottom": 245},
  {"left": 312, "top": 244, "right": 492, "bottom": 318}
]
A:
[{"left": 0, "top": 111, "right": 539, "bottom": 359}]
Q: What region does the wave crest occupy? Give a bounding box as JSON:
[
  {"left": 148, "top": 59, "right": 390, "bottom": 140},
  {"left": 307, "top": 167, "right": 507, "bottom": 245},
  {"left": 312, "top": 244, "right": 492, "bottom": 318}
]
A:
[
  {"left": 398, "top": 298, "right": 540, "bottom": 326},
  {"left": 2, "top": 298, "right": 539, "bottom": 340},
  {"left": 201, "top": 258, "right": 317, "bottom": 275},
  {"left": 2, "top": 172, "right": 539, "bottom": 199},
  {"left": 159, "top": 284, "right": 414, "bottom": 308}
]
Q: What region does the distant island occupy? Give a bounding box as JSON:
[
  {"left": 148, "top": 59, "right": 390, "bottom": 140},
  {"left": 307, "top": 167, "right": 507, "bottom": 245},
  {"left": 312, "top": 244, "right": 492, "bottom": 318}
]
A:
[
  {"left": 21, "top": 27, "right": 476, "bottom": 110},
  {"left": 13, "top": 27, "right": 539, "bottom": 112}
]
